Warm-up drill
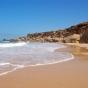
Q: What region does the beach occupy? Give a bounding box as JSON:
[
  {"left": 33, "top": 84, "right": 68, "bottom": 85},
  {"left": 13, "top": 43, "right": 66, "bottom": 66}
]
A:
[
  {"left": 0, "top": 44, "right": 88, "bottom": 88},
  {"left": 0, "top": 0, "right": 88, "bottom": 87}
]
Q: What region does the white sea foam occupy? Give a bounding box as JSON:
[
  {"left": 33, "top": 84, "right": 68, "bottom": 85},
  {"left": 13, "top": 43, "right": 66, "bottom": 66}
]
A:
[
  {"left": 28, "top": 42, "right": 66, "bottom": 52},
  {"left": 0, "top": 53, "right": 74, "bottom": 76},
  {"left": 0, "top": 62, "right": 11, "bottom": 66},
  {"left": 0, "top": 63, "right": 25, "bottom": 76},
  {"left": 26, "top": 53, "right": 74, "bottom": 67},
  {"left": 0, "top": 42, "right": 26, "bottom": 48},
  {"left": 0, "top": 42, "right": 74, "bottom": 76}
]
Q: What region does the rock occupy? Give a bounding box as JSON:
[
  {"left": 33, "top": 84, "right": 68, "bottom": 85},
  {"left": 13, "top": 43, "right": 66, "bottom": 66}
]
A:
[{"left": 80, "top": 30, "right": 88, "bottom": 43}]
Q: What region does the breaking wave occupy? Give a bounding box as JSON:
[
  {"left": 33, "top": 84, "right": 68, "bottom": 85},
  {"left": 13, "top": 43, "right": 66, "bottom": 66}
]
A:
[
  {"left": 0, "top": 42, "right": 26, "bottom": 48},
  {"left": 0, "top": 42, "right": 74, "bottom": 76}
]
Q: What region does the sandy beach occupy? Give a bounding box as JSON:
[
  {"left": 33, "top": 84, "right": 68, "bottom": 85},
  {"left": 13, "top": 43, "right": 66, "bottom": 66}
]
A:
[{"left": 0, "top": 44, "right": 88, "bottom": 88}]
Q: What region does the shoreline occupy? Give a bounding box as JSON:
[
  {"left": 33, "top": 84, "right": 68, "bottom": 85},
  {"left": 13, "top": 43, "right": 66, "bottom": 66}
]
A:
[
  {"left": 0, "top": 48, "right": 74, "bottom": 77},
  {"left": 0, "top": 42, "right": 74, "bottom": 77},
  {"left": 0, "top": 43, "right": 88, "bottom": 88}
]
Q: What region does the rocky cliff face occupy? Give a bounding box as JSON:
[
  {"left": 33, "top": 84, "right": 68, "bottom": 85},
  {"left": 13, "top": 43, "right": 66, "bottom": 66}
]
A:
[
  {"left": 65, "top": 22, "right": 88, "bottom": 36},
  {"left": 17, "top": 22, "right": 88, "bottom": 43},
  {"left": 80, "top": 30, "right": 88, "bottom": 43}
]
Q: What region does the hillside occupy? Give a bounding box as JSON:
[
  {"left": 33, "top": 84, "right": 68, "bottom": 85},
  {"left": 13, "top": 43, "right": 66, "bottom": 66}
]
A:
[{"left": 13, "top": 22, "right": 88, "bottom": 43}]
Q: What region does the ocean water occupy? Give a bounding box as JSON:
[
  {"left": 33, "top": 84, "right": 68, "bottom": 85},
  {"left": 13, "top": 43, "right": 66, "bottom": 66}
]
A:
[{"left": 0, "top": 42, "right": 74, "bottom": 76}]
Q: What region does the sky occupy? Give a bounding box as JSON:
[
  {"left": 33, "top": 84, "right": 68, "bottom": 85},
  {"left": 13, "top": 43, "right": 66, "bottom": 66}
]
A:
[{"left": 0, "top": 0, "right": 88, "bottom": 39}]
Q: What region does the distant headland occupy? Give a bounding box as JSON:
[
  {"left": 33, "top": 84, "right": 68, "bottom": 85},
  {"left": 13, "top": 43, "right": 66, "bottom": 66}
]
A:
[{"left": 3, "top": 22, "right": 88, "bottom": 43}]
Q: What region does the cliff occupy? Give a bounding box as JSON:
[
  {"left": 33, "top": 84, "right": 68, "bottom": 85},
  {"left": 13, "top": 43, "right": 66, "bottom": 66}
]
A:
[
  {"left": 16, "top": 22, "right": 88, "bottom": 43},
  {"left": 80, "top": 30, "right": 88, "bottom": 43}
]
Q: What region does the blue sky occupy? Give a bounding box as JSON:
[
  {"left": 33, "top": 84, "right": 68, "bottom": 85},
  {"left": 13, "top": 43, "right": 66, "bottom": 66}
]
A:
[{"left": 0, "top": 0, "right": 88, "bottom": 39}]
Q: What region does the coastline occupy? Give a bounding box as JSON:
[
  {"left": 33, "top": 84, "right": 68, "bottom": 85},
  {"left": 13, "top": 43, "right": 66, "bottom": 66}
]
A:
[{"left": 0, "top": 43, "right": 88, "bottom": 88}]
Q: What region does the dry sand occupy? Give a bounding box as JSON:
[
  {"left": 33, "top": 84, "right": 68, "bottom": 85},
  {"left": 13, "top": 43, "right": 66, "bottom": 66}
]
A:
[{"left": 0, "top": 44, "right": 88, "bottom": 88}]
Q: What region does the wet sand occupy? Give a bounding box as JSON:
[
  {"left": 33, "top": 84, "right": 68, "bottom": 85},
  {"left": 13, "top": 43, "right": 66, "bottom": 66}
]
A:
[{"left": 0, "top": 44, "right": 88, "bottom": 88}]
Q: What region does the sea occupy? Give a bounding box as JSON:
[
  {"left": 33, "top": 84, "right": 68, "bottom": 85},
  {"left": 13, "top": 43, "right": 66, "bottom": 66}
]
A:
[{"left": 0, "top": 42, "right": 74, "bottom": 76}]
